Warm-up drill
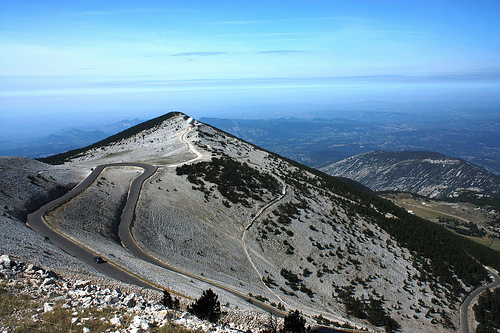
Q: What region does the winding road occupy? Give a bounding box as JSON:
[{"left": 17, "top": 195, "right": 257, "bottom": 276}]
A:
[
  {"left": 27, "top": 163, "right": 157, "bottom": 289},
  {"left": 27, "top": 161, "right": 285, "bottom": 317},
  {"left": 460, "top": 266, "right": 500, "bottom": 333}
]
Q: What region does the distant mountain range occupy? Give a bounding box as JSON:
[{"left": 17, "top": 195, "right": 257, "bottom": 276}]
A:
[
  {"left": 0, "top": 118, "right": 144, "bottom": 158},
  {"left": 202, "top": 112, "right": 500, "bottom": 175},
  {"left": 321, "top": 151, "right": 500, "bottom": 199}
]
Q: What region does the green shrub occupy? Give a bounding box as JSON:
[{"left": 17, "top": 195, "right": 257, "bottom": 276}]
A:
[{"left": 162, "top": 290, "right": 180, "bottom": 310}]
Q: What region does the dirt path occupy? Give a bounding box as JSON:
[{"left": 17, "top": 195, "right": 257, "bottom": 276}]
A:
[
  {"left": 169, "top": 124, "right": 204, "bottom": 167},
  {"left": 241, "top": 180, "right": 288, "bottom": 304}
]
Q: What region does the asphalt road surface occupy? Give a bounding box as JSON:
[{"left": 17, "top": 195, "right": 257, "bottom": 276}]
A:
[
  {"left": 27, "top": 163, "right": 286, "bottom": 317},
  {"left": 460, "top": 266, "right": 500, "bottom": 333},
  {"left": 27, "top": 163, "right": 156, "bottom": 289}
]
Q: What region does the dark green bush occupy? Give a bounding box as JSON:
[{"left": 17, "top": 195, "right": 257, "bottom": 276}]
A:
[
  {"left": 283, "top": 310, "right": 307, "bottom": 333},
  {"left": 162, "top": 290, "right": 180, "bottom": 310},
  {"left": 188, "top": 289, "right": 221, "bottom": 323}
]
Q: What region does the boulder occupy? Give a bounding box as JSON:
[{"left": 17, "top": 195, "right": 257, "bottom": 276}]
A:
[
  {"left": 41, "top": 278, "right": 56, "bottom": 287},
  {"left": 25, "top": 263, "right": 41, "bottom": 274},
  {"left": 124, "top": 293, "right": 139, "bottom": 308},
  {"left": 0, "top": 254, "right": 11, "bottom": 269},
  {"left": 81, "top": 296, "right": 94, "bottom": 307},
  {"left": 130, "top": 315, "right": 149, "bottom": 331},
  {"left": 104, "top": 294, "right": 120, "bottom": 305},
  {"left": 110, "top": 315, "right": 122, "bottom": 327},
  {"left": 74, "top": 280, "right": 91, "bottom": 289},
  {"left": 43, "top": 303, "right": 54, "bottom": 313},
  {"left": 155, "top": 309, "right": 173, "bottom": 321}
]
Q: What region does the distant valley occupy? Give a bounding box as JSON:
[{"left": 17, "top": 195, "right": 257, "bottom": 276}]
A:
[
  {"left": 202, "top": 109, "right": 500, "bottom": 175},
  {"left": 320, "top": 150, "right": 500, "bottom": 251},
  {"left": 0, "top": 118, "right": 144, "bottom": 159}
]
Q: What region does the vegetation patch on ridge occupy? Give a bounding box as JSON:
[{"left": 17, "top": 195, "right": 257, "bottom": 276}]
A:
[
  {"left": 176, "top": 155, "right": 280, "bottom": 206},
  {"left": 474, "top": 288, "right": 500, "bottom": 332}
]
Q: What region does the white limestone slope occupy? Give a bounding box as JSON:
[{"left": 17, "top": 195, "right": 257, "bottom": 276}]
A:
[
  {"left": 1, "top": 113, "right": 468, "bottom": 332},
  {"left": 0, "top": 157, "right": 105, "bottom": 279},
  {"left": 67, "top": 113, "right": 211, "bottom": 167}
]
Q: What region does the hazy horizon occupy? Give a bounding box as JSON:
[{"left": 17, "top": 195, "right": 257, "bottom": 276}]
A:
[
  {"left": 1, "top": 1, "right": 499, "bottom": 162},
  {"left": 2, "top": 75, "right": 499, "bottom": 141}
]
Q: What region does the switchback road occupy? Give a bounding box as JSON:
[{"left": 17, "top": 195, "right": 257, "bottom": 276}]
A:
[
  {"left": 27, "top": 163, "right": 157, "bottom": 289},
  {"left": 27, "top": 162, "right": 285, "bottom": 317}
]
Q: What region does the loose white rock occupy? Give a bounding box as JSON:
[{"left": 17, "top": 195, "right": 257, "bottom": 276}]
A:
[{"left": 43, "top": 303, "right": 53, "bottom": 313}]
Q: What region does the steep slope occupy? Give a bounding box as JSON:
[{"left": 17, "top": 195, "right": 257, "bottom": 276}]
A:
[
  {"left": 0, "top": 157, "right": 108, "bottom": 278},
  {"left": 38, "top": 113, "right": 499, "bottom": 332},
  {"left": 321, "top": 151, "right": 500, "bottom": 199}
]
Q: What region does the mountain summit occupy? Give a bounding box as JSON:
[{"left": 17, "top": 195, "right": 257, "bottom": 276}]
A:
[{"left": 2, "top": 113, "right": 500, "bottom": 332}]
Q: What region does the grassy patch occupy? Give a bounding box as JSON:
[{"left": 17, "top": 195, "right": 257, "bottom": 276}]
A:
[
  {"left": 382, "top": 194, "right": 500, "bottom": 251},
  {"left": 464, "top": 236, "right": 500, "bottom": 252},
  {"left": 0, "top": 282, "right": 132, "bottom": 332}
]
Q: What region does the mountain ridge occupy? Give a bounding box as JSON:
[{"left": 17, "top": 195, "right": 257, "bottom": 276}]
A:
[
  {"left": 2, "top": 113, "right": 500, "bottom": 332},
  {"left": 321, "top": 150, "right": 500, "bottom": 199}
]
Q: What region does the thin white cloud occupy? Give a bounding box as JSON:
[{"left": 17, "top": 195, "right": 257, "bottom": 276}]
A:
[
  {"left": 209, "top": 16, "right": 356, "bottom": 25},
  {"left": 219, "top": 32, "right": 316, "bottom": 38},
  {"left": 355, "top": 30, "right": 425, "bottom": 37}
]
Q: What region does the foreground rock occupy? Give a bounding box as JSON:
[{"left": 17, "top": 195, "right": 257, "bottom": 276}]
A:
[{"left": 0, "top": 255, "right": 280, "bottom": 333}]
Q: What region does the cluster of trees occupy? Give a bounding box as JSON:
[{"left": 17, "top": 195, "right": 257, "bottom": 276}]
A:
[
  {"left": 166, "top": 288, "right": 311, "bottom": 333},
  {"left": 447, "top": 222, "right": 486, "bottom": 238},
  {"left": 446, "top": 191, "right": 500, "bottom": 211},
  {"left": 315, "top": 170, "right": 500, "bottom": 292},
  {"left": 280, "top": 268, "right": 302, "bottom": 291},
  {"left": 162, "top": 288, "right": 222, "bottom": 323},
  {"left": 269, "top": 149, "right": 500, "bottom": 306},
  {"left": 279, "top": 268, "right": 313, "bottom": 298},
  {"left": 474, "top": 288, "right": 500, "bottom": 332},
  {"left": 336, "top": 286, "right": 399, "bottom": 333},
  {"left": 273, "top": 201, "right": 306, "bottom": 226},
  {"left": 176, "top": 154, "right": 280, "bottom": 206},
  {"left": 438, "top": 217, "right": 487, "bottom": 237},
  {"left": 263, "top": 310, "right": 308, "bottom": 333}
]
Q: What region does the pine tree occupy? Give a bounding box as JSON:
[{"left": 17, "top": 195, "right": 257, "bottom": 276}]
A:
[
  {"left": 283, "top": 310, "right": 307, "bottom": 333},
  {"left": 162, "top": 290, "right": 179, "bottom": 310},
  {"left": 188, "top": 289, "right": 221, "bottom": 323}
]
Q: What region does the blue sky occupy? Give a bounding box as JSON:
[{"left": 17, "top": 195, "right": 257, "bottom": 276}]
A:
[
  {"left": 1, "top": 0, "right": 499, "bottom": 80},
  {"left": 1, "top": 0, "right": 500, "bottom": 141}
]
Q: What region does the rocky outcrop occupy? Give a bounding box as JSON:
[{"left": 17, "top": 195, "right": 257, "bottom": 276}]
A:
[{"left": 0, "top": 255, "right": 278, "bottom": 333}]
